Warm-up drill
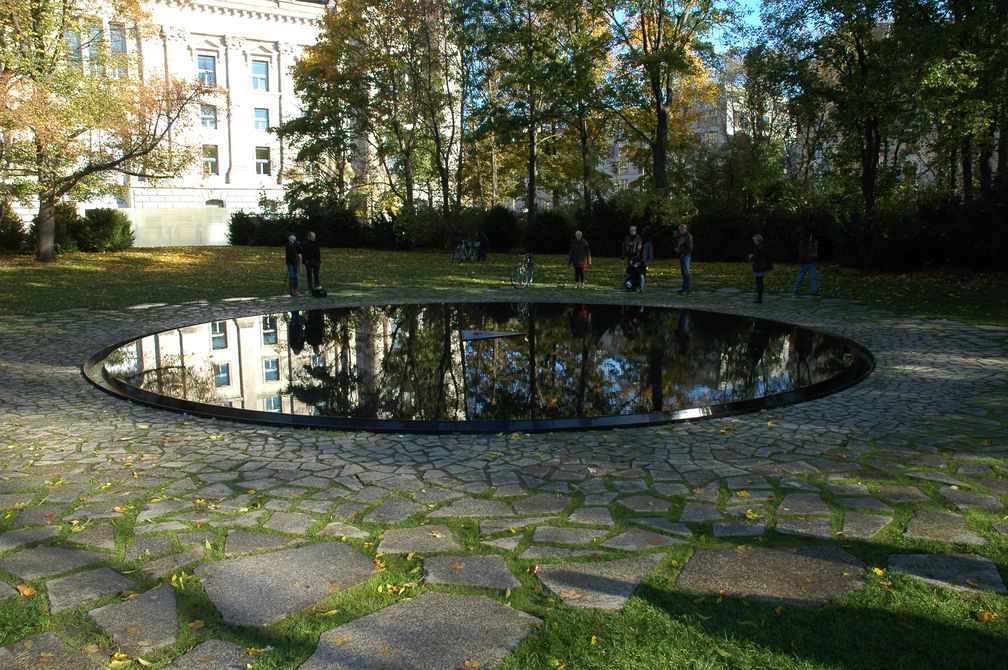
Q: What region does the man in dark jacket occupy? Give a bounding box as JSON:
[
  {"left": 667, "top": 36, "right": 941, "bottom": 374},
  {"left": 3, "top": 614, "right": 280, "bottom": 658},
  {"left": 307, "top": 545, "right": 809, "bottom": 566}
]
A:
[
  {"left": 748, "top": 233, "right": 771, "bottom": 303},
  {"left": 676, "top": 223, "right": 693, "bottom": 295},
  {"left": 302, "top": 231, "right": 321, "bottom": 290},
  {"left": 621, "top": 225, "right": 642, "bottom": 269},
  {"left": 285, "top": 234, "right": 301, "bottom": 296}
]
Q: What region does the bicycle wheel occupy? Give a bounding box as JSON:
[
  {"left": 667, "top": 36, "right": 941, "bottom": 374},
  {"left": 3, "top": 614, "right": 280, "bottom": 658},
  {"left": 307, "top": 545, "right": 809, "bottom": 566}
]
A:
[{"left": 510, "top": 266, "right": 528, "bottom": 288}]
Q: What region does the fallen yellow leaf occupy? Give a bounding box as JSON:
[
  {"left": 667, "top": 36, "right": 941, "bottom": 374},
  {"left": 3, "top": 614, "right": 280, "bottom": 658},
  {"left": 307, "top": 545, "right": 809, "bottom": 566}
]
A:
[
  {"left": 736, "top": 490, "right": 751, "bottom": 498},
  {"left": 975, "top": 610, "right": 999, "bottom": 623},
  {"left": 872, "top": 567, "right": 885, "bottom": 577},
  {"left": 16, "top": 584, "right": 35, "bottom": 598},
  {"left": 590, "top": 635, "right": 598, "bottom": 645},
  {"left": 464, "top": 660, "right": 481, "bottom": 668},
  {"left": 187, "top": 620, "right": 205, "bottom": 630}
]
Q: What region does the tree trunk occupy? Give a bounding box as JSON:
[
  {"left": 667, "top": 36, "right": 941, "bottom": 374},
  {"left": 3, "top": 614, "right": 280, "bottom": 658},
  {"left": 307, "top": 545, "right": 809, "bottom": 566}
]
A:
[
  {"left": 653, "top": 99, "right": 668, "bottom": 189},
  {"left": 578, "top": 113, "right": 592, "bottom": 211},
  {"left": 859, "top": 119, "right": 881, "bottom": 211},
  {"left": 36, "top": 189, "right": 57, "bottom": 263},
  {"left": 526, "top": 114, "right": 537, "bottom": 223},
  {"left": 996, "top": 112, "right": 1007, "bottom": 198},
  {"left": 978, "top": 122, "right": 994, "bottom": 198},
  {"left": 961, "top": 135, "right": 973, "bottom": 201}
]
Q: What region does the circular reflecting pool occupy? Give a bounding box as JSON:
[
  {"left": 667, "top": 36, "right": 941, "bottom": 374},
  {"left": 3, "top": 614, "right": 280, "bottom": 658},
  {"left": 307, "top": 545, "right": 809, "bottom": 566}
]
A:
[{"left": 84, "top": 302, "right": 873, "bottom": 433}]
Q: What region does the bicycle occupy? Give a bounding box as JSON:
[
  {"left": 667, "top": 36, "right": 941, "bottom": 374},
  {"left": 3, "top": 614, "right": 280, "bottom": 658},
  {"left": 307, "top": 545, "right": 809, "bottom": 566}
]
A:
[
  {"left": 452, "top": 239, "right": 479, "bottom": 264},
  {"left": 510, "top": 253, "right": 534, "bottom": 288}
]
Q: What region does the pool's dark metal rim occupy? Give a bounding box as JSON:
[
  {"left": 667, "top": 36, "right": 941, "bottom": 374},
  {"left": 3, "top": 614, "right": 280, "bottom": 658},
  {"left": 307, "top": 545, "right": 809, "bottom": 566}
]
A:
[{"left": 82, "top": 301, "right": 875, "bottom": 434}]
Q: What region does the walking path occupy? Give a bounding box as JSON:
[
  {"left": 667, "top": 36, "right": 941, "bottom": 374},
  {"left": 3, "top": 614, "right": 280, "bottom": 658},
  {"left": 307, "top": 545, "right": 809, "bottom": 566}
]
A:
[{"left": 1, "top": 284, "right": 1006, "bottom": 669}]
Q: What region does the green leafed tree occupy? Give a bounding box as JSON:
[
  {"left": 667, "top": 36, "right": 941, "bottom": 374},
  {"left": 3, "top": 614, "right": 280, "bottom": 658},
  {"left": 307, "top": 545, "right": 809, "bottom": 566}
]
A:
[{"left": 0, "top": 0, "right": 202, "bottom": 261}]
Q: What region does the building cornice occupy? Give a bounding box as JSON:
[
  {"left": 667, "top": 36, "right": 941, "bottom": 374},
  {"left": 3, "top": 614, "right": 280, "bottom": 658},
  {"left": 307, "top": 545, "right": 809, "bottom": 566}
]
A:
[{"left": 152, "top": 0, "right": 327, "bottom": 27}]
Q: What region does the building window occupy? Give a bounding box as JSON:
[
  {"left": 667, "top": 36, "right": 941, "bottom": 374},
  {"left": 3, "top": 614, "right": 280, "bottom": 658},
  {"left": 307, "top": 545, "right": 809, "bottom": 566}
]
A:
[
  {"left": 205, "top": 199, "right": 225, "bottom": 207},
  {"left": 198, "top": 54, "right": 217, "bottom": 87},
  {"left": 251, "top": 60, "right": 269, "bottom": 91},
  {"left": 202, "top": 145, "right": 219, "bottom": 176},
  {"left": 210, "top": 321, "right": 227, "bottom": 349},
  {"left": 263, "top": 358, "right": 280, "bottom": 382},
  {"left": 254, "top": 108, "right": 269, "bottom": 131},
  {"left": 264, "top": 395, "right": 282, "bottom": 412},
  {"left": 87, "top": 25, "right": 104, "bottom": 74},
  {"left": 262, "top": 315, "right": 277, "bottom": 345},
  {"left": 213, "top": 362, "right": 230, "bottom": 387},
  {"left": 200, "top": 104, "right": 217, "bottom": 128},
  {"left": 255, "top": 146, "right": 271, "bottom": 175},
  {"left": 64, "top": 30, "right": 83, "bottom": 66},
  {"left": 109, "top": 23, "right": 127, "bottom": 77}
]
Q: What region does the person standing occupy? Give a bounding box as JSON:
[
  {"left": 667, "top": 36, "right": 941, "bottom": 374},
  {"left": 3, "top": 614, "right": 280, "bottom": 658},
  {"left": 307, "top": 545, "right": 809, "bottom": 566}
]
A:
[
  {"left": 302, "top": 231, "right": 321, "bottom": 291},
  {"left": 748, "top": 233, "right": 771, "bottom": 303},
  {"left": 568, "top": 230, "right": 592, "bottom": 288},
  {"left": 284, "top": 234, "right": 301, "bottom": 296},
  {"left": 794, "top": 231, "right": 818, "bottom": 296},
  {"left": 621, "top": 224, "right": 642, "bottom": 269},
  {"left": 676, "top": 223, "right": 693, "bottom": 295},
  {"left": 641, "top": 226, "right": 654, "bottom": 262}
]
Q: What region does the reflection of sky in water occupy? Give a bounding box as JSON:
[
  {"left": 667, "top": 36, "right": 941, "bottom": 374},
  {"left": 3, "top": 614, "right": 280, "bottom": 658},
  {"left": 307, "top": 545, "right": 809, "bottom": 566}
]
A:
[{"left": 104, "top": 304, "right": 863, "bottom": 423}]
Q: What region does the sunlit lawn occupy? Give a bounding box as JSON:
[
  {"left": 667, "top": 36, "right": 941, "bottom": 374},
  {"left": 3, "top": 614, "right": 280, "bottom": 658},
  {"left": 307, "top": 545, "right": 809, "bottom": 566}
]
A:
[{"left": 2, "top": 246, "right": 1006, "bottom": 326}]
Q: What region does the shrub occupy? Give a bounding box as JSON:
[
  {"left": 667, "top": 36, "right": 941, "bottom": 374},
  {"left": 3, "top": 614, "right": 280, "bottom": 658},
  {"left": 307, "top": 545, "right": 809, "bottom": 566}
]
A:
[
  {"left": 79, "top": 208, "right": 134, "bottom": 251},
  {"left": 29, "top": 202, "right": 81, "bottom": 254},
  {"left": 523, "top": 209, "right": 573, "bottom": 253},
  {"left": 481, "top": 205, "right": 521, "bottom": 252},
  {"left": 228, "top": 211, "right": 259, "bottom": 245},
  {"left": 0, "top": 203, "right": 26, "bottom": 251}
]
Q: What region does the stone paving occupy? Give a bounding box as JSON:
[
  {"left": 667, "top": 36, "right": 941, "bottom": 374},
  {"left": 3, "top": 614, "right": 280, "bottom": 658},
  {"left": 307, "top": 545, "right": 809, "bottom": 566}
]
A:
[{"left": 0, "top": 286, "right": 1007, "bottom": 668}]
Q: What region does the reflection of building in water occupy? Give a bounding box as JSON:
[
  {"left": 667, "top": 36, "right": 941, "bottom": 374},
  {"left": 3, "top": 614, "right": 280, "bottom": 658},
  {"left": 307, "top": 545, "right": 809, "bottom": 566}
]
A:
[{"left": 110, "top": 313, "right": 338, "bottom": 414}]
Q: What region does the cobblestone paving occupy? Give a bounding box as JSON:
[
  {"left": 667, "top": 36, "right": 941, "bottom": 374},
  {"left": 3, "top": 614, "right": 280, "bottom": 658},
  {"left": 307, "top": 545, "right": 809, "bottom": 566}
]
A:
[{"left": 1, "top": 286, "right": 1006, "bottom": 668}]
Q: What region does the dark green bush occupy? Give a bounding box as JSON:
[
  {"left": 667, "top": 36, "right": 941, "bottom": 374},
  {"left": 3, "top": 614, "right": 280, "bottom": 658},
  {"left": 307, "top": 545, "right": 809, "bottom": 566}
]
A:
[
  {"left": 481, "top": 205, "right": 521, "bottom": 252},
  {"left": 0, "top": 203, "right": 27, "bottom": 251},
  {"left": 523, "top": 209, "right": 574, "bottom": 254},
  {"left": 228, "top": 211, "right": 259, "bottom": 245},
  {"left": 78, "top": 208, "right": 134, "bottom": 252}
]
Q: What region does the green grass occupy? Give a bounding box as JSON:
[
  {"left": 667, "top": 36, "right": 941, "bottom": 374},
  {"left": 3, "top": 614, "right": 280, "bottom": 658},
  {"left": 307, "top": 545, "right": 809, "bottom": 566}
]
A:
[{"left": 2, "top": 247, "right": 1006, "bottom": 325}]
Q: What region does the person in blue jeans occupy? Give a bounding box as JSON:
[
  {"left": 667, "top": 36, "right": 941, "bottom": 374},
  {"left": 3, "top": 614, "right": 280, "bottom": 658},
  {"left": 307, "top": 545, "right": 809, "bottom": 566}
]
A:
[
  {"left": 794, "top": 231, "right": 818, "bottom": 296},
  {"left": 676, "top": 223, "right": 693, "bottom": 295}
]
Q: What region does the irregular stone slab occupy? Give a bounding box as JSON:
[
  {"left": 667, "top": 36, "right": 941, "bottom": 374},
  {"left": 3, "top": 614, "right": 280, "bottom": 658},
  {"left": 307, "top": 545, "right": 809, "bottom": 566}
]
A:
[
  {"left": 653, "top": 482, "right": 688, "bottom": 497},
  {"left": 126, "top": 535, "right": 175, "bottom": 562},
  {"left": 611, "top": 479, "right": 649, "bottom": 493},
  {"left": 89, "top": 585, "right": 177, "bottom": 657},
  {"left": 904, "top": 510, "right": 986, "bottom": 545},
  {"left": 679, "top": 503, "right": 722, "bottom": 523},
  {"left": 428, "top": 498, "right": 514, "bottom": 518},
  {"left": 331, "top": 502, "right": 368, "bottom": 520},
  {"left": 224, "top": 530, "right": 297, "bottom": 556},
  {"left": 161, "top": 640, "right": 248, "bottom": 670},
  {"left": 532, "top": 526, "right": 607, "bottom": 545},
  {"left": 617, "top": 496, "right": 671, "bottom": 513},
  {"left": 939, "top": 486, "right": 1004, "bottom": 511},
  {"left": 905, "top": 471, "right": 968, "bottom": 487},
  {"left": 136, "top": 521, "right": 190, "bottom": 535},
  {"left": 424, "top": 555, "right": 520, "bottom": 591},
  {"left": 0, "top": 525, "right": 60, "bottom": 553},
  {"left": 0, "top": 545, "right": 104, "bottom": 580},
  {"left": 480, "top": 516, "right": 556, "bottom": 535},
  {"left": 46, "top": 567, "right": 133, "bottom": 614},
  {"left": 288, "top": 475, "right": 332, "bottom": 489},
  {"left": 137, "top": 500, "right": 191, "bottom": 523},
  {"left": 513, "top": 493, "right": 570, "bottom": 515},
  {"left": 196, "top": 542, "right": 374, "bottom": 628},
  {"left": 833, "top": 496, "right": 891, "bottom": 513},
  {"left": 713, "top": 521, "right": 766, "bottom": 537},
  {"left": 995, "top": 521, "right": 1008, "bottom": 540},
  {"left": 888, "top": 553, "right": 1007, "bottom": 594},
  {"left": 841, "top": 512, "right": 892, "bottom": 539},
  {"left": 537, "top": 554, "right": 664, "bottom": 609},
  {"left": 875, "top": 486, "right": 929, "bottom": 504},
  {"left": 377, "top": 525, "right": 462, "bottom": 555},
  {"left": 300, "top": 591, "right": 541, "bottom": 670},
  {"left": 777, "top": 493, "right": 831, "bottom": 516},
  {"left": 567, "top": 507, "right": 614, "bottom": 526},
  {"left": 363, "top": 497, "right": 425, "bottom": 525},
  {"left": 1, "top": 582, "right": 16, "bottom": 602},
  {"left": 66, "top": 523, "right": 117, "bottom": 551},
  {"left": 0, "top": 632, "right": 103, "bottom": 670},
  {"left": 776, "top": 518, "right": 832, "bottom": 540},
  {"left": 677, "top": 546, "right": 864, "bottom": 607},
  {"left": 263, "top": 511, "right": 317, "bottom": 535},
  {"left": 140, "top": 547, "right": 205, "bottom": 578},
  {"left": 413, "top": 487, "right": 463, "bottom": 505},
  {"left": 602, "top": 528, "right": 686, "bottom": 550},
  {"left": 520, "top": 546, "right": 608, "bottom": 560},
  {"left": 319, "top": 521, "right": 370, "bottom": 539},
  {"left": 483, "top": 536, "right": 522, "bottom": 551},
  {"left": 627, "top": 518, "right": 692, "bottom": 537}
]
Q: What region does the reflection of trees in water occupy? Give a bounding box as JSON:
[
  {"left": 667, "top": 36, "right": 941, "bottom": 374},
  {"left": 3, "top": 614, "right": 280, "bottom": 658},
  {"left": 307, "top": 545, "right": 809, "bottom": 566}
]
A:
[
  {"left": 123, "top": 354, "right": 222, "bottom": 404},
  {"left": 284, "top": 304, "right": 858, "bottom": 421}
]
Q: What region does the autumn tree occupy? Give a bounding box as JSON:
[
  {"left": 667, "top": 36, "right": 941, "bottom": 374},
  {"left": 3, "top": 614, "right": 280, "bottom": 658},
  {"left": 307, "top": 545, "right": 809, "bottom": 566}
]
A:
[
  {"left": 601, "top": 0, "right": 735, "bottom": 191},
  {"left": 0, "top": 0, "right": 203, "bottom": 261}
]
